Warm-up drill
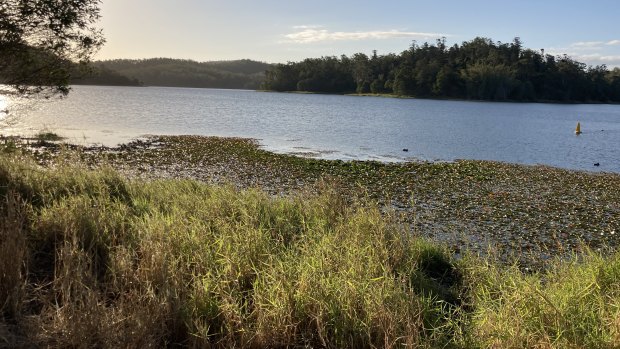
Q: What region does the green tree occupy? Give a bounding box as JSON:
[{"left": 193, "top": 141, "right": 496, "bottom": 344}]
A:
[
  {"left": 0, "top": 0, "right": 104, "bottom": 97},
  {"left": 261, "top": 63, "right": 300, "bottom": 91},
  {"left": 461, "top": 63, "right": 516, "bottom": 100},
  {"left": 554, "top": 55, "right": 588, "bottom": 101},
  {"left": 607, "top": 68, "right": 620, "bottom": 101},
  {"left": 352, "top": 53, "right": 371, "bottom": 93},
  {"left": 433, "top": 65, "right": 459, "bottom": 96},
  {"left": 587, "top": 65, "right": 610, "bottom": 102}
]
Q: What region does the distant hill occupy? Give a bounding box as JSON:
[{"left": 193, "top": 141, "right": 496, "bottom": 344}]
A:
[
  {"left": 71, "top": 65, "right": 143, "bottom": 86},
  {"left": 72, "top": 58, "right": 272, "bottom": 89}
]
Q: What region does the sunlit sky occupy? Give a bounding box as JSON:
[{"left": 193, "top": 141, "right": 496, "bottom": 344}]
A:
[{"left": 97, "top": 0, "right": 620, "bottom": 67}]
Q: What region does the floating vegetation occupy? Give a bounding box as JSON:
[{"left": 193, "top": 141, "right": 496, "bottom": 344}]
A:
[{"left": 34, "top": 131, "right": 64, "bottom": 142}]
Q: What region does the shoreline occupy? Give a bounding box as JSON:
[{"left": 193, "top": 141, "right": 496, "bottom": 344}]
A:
[
  {"left": 260, "top": 88, "right": 620, "bottom": 105},
  {"left": 10, "top": 134, "right": 620, "bottom": 269},
  {"left": 3, "top": 130, "right": 613, "bottom": 175}
]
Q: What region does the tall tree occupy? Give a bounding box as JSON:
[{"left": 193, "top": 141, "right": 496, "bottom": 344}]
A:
[
  {"left": 351, "top": 53, "right": 371, "bottom": 93},
  {"left": 0, "top": 0, "right": 104, "bottom": 97}
]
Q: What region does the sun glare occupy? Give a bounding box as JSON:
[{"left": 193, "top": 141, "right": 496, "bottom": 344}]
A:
[{"left": 0, "top": 94, "right": 8, "bottom": 119}]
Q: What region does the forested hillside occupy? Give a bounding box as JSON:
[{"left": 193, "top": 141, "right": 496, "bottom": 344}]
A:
[
  {"left": 73, "top": 58, "right": 271, "bottom": 89},
  {"left": 71, "top": 65, "right": 143, "bottom": 86},
  {"left": 262, "top": 37, "right": 620, "bottom": 103}
]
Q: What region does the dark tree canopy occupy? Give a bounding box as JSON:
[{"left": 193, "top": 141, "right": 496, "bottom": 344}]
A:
[
  {"left": 262, "top": 37, "right": 620, "bottom": 103},
  {"left": 0, "top": 0, "right": 104, "bottom": 97}
]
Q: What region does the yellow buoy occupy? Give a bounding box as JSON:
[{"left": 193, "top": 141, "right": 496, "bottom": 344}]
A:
[{"left": 575, "top": 122, "right": 582, "bottom": 135}]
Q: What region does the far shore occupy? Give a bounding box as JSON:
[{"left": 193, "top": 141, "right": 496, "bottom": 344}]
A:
[
  {"left": 66, "top": 84, "right": 620, "bottom": 105},
  {"left": 258, "top": 88, "right": 620, "bottom": 105}
]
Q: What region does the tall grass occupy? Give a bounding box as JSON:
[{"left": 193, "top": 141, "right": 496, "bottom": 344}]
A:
[
  {"left": 0, "top": 152, "right": 461, "bottom": 348},
  {"left": 463, "top": 253, "right": 620, "bottom": 348},
  {"left": 1, "top": 150, "right": 619, "bottom": 348}
]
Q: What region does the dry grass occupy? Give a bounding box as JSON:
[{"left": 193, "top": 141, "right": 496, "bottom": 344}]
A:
[
  {"left": 0, "top": 152, "right": 462, "bottom": 348},
  {"left": 462, "top": 252, "right": 620, "bottom": 348},
  {"left": 1, "top": 149, "right": 620, "bottom": 348}
]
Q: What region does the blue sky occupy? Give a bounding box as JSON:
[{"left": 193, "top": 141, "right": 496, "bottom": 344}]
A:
[{"left": 97, "top": 0, "right": 620, "bottom": 67}]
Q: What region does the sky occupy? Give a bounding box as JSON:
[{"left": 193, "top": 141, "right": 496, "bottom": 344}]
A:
[{"left": 96, "top": 0, "right": 620, "bottom": 67}]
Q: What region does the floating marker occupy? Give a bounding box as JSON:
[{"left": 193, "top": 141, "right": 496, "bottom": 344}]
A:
[{"left": 575, "top": 122, "right": 582, "bottom": 135}]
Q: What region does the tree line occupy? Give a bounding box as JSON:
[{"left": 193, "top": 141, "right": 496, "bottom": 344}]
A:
[
  {"left": 261, "top": 37, "right": 620, "bottom": 103},
  {"left": 72, "top": 58, "right": 272, "bottom": 90}
]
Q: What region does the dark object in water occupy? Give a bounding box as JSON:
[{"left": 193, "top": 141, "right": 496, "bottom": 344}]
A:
[
  {"left": 594, "top": 163, "right": 600, "bottom": 167},
  {"left": 402, "top": 148, "right": 409, "bottom": 152}
]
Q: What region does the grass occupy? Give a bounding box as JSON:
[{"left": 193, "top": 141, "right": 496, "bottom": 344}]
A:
[
  {"left": 0, "top": 151, "right": 462, "bottom": 347},
  {"left": 34, "top": 131, "right": 64, "bottom": 142},
  {"left": 464, "top": 253, "right": 620, "bottom": 348},
  {"left": 2, "top": 144, "right": 620, "bottom": 347}
]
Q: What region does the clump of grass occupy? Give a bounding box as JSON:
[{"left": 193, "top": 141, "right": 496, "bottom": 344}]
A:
[
  {"left": 0, "top": 151, "right": 462, "bottom": 348},
  {"left": 463, "top": 252, "right": 620, "bottom": 348},
  {"left": 35, "top": 131, "right": 64, "bottom": 142}
]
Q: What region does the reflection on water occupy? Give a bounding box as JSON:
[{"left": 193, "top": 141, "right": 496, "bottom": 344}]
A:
[
  {"left": 4, "top": 85, "right": 620, "bottom": 172},
  {"left": 0, "top": 93, "right": 8, "bottom": 120}
]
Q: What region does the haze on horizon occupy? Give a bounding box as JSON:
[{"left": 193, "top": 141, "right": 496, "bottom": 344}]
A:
[{"left": 98, "top": 0, "right": 620, "bottom": 67}]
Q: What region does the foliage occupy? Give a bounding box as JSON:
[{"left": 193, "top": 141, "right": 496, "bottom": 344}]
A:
[
  {"left": 464, "top": 254, "right": 620, "bottom": 348},
  {"left": 262, "top": 37, "right": 620, "bottom": 103},
  {"left": 0, "top": 0, "right": 104, "bottom": 97}
]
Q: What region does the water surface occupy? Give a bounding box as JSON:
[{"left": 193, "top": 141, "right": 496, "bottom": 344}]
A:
[{"left": 2, "top": 85, "right": 620, "bottom": 172}]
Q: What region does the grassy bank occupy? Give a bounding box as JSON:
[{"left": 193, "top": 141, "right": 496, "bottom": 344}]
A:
[
  {"left": 2, "top": 145, "right": 620, "bottom": 347},
  {"left": 21, "top": 135, "right": 620, "bottom": 268}
]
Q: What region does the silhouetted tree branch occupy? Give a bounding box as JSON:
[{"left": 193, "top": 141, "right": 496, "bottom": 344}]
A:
[{"left": 0, "top": 0, "right": 104, "bottom": 98}]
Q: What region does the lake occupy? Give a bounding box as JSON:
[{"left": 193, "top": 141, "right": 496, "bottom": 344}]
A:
[{"left": 2, "top": 85, "right": 620, "bottom": 172}]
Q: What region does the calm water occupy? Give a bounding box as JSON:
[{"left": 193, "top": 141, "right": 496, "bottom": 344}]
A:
[{"left": 2, "top": 85, "right": 620, "bottom": 172}]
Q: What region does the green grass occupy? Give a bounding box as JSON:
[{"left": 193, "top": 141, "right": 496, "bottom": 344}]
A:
[
  {"left": 1, "top": 149, "right": 620, "bottom": 348},
  {"left": 464, "top": 253, "right": 620, "bottom": 348}
]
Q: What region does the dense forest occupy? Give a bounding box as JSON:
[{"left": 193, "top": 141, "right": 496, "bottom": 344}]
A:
[
  {"left": 71, "top": 65, "right": 143, "bottom": 86},
  {"left": 72, "top": 58, "right": 271, "bottom": 89},
  {"left": 262, "top": 37, "right": 620, "bottom": 103}
]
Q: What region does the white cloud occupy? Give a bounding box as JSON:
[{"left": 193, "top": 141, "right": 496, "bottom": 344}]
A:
[
  {"left": 573, "top": 53, "right": 620, "bottom": 67},
  {"left": 570, "top": 41, "right": 604, "bottom": 48},
  {"left": 292, "top": 25, "right": 322, "bottom": 29},
  {"left": 283, "top": 27, "right": 449, "bottom": 44},
  {"left": 544, "top": 47, "right": 620, "bottom": 67},
  {"left": 566, "top": 40, "right": 620, "bottom": 51}
]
